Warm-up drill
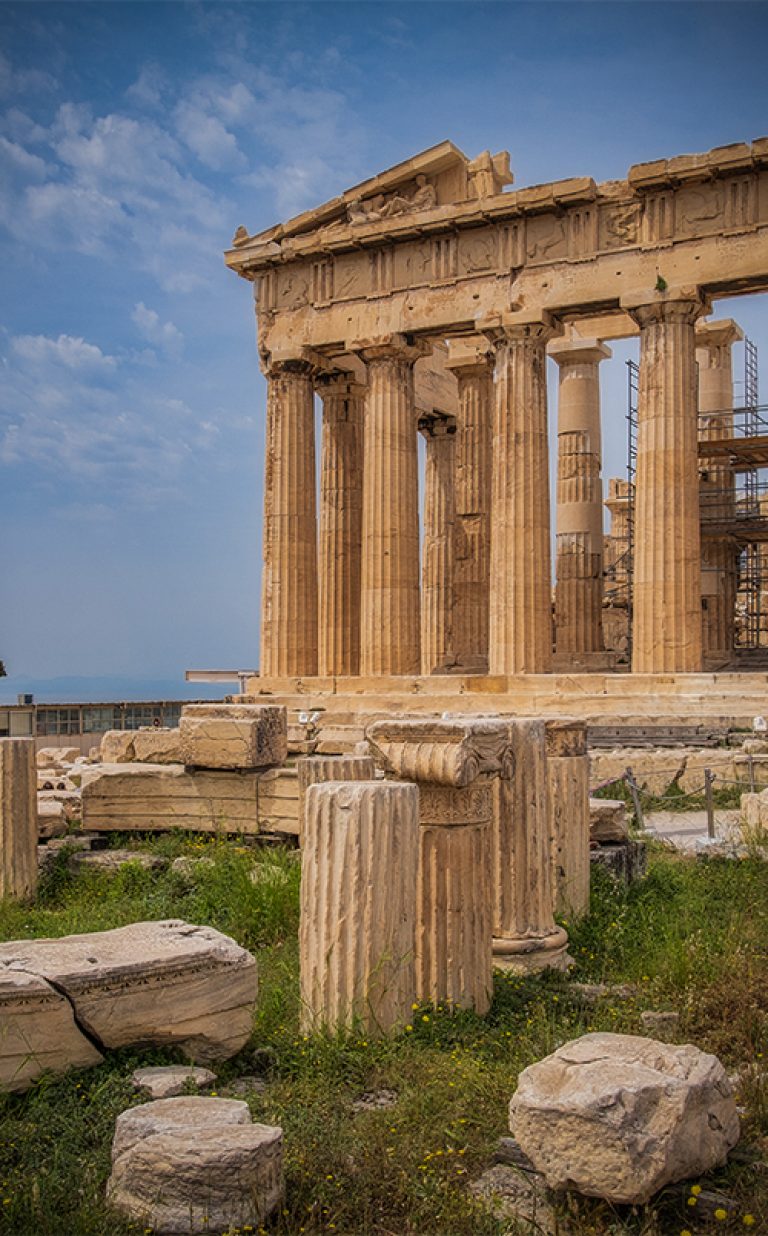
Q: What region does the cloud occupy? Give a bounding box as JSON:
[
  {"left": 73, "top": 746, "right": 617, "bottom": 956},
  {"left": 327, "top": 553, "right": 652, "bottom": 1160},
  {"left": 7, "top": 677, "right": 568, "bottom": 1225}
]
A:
[
  {"left": 131, "top": 303, "right": 184, "bottom": 355},
  {"left": 0, "top": 331, "right": 215, "bottom": 506},
  {"left": 0, "top": 49, "right": 57, "bottom": 100},
  {"left": 125, "top": 63, "right": 168, "bottom": 109},
  {"left": 174, "top": 98, "right": 246, "bottom": 172}
]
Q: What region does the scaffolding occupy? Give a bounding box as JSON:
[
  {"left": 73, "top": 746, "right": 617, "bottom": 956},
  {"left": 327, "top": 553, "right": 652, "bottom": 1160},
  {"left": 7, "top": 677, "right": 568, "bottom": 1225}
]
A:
[{"left": 608, "top": 340, "right": 768, "bottom": 659}]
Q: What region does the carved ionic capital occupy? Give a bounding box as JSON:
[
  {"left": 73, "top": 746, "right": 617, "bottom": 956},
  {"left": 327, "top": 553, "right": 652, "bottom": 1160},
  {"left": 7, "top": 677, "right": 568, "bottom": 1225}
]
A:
[{"left": 366, "top": 718, "right": 514, "bottom": 788}]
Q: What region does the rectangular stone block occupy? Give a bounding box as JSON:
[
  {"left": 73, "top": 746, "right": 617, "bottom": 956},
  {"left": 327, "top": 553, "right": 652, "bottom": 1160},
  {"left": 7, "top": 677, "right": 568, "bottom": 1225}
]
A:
[
  {"left": 180, "top": 706, "right": 287, "bottom": 769},
  {"left": 256, "top": 768, "right": 299, "bottom": 835},
  {"left": 589, "top": 797, "right": 629, "bottom": 842},
  {"left": 82, "top": 765, "right": 260, "bottom": 833}
]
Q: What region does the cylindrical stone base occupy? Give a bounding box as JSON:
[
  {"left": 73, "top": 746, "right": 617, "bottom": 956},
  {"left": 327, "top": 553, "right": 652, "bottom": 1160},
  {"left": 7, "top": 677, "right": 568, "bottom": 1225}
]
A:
[
  {"left": 296, "top": 755, "right": 376, "bottom": 844},
  {"left": 300, "top": 781, "right": 419, "bottom": 1033},
  {"left": 0, "top": 738, "right": 38, "bottom": 901},
  {"left": 545, "top": 721, "right": 590, "bottom": 920},
  {"left": 416, "top": 782, "right": 493, "bottom": 1013},
  {"left": 492, "top": 720, "right": 570, "bottom": 973}
]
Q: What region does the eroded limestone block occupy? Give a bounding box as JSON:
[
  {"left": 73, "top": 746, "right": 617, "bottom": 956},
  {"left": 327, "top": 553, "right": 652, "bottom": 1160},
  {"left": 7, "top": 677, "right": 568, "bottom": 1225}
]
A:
[
  {"left": 589, "top": 748, "right": 690, "bottom": 796},
  {"left": 81, "top": 764, "right": 260, "bottom": 833},
  {"left": 100, "top": 729, "right": 183, "bottom": 765},
  {"left": 296, "top": 754, "right": 376, "bottom": 842},
  {"left": 0, "top": 920, "right": 257, "bottom": 1063},
  {"left": 100, "top": 731, "right": 135, "bottom": 763},
  {"left": 131, "top": 1065, "right": 217, "bottom": 1100},
  {"left": 301, "top": 781, "right": 419, "bottom": 1033},
  {"left": 509, "top": 1032, "right": 739, "bottom": 1203},
  {"left": 0, "top": 738, "right": 38, "bottom": 901},
  {"left": 108, "top": 1096, "right": 283, "bottom": 1234},
  {"left": 37, "top": 797, "right": 68, "bottom": 840},
  {"left": 37, "top": 746, "right": 80, "bottom": 768},
  {"left": 182, "top": 704, "right": 288, "bottom": 768},
  {"left": 0, "top": 967, "right": 103, "bottom": 1092},
  {"left": 589, "top": 797, "right": 628, "bottom": 842}
]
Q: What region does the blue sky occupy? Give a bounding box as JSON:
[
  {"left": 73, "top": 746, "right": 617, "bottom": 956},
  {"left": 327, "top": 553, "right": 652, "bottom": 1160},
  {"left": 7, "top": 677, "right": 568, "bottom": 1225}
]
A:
[{"left": 1, "top": 1, "right": 767, "bottom": 699}]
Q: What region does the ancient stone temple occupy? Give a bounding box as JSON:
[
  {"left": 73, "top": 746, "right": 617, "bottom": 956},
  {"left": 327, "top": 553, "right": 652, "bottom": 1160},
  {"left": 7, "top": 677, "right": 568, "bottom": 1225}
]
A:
[{"left": 226, "top": 137, "right": 768, "bottom": 722}]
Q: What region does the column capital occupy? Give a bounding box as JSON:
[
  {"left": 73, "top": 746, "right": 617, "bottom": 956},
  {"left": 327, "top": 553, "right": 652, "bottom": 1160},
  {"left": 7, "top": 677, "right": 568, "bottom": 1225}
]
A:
[
  {"left": 547, "top": 337, "right": 612, "bottom": 366},
  {"left": 315, "top": 371, "right": 367, "bottom": 399},
  {"left": 445, "top": 342, "right": 494, "bottom": 379},
  {"left": 620, "top": 285, "right": 711, "bottom": 328},
  {"left": 261, "top": 343, "right": 337, "bottom": 379},
  {"left": 477, "top": 308, "right": 561, "bottom": 346},
  {"left": 695, "top": 318, "right": 745, "bottom": 353},
  {"left": 348, "top": 333, "right": 431, "bottom": 364},
  {"left": 417, "top": 412, "right": 457, "bottom": 439}
]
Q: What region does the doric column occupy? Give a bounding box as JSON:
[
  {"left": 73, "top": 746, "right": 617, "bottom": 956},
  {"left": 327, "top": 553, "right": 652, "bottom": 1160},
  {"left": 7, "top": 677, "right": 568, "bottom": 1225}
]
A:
[
  {"left": 483, "top": 313, "right": 559, "bottom": 674},
  {"left": 491, "top": 719, "right": 570, "bottom": 973},
  {"left": 355, "top": 335, "right": 429, "bottom": 677},
  {"left": 300, "top": 780, "right": 419, "bottom": 1033},
  {"left": 623, "top": 289, "right": 709, "bottom": 673},
  {"left": 419, "top": 414, "right": 457, "bottom": 674},
  {"left": 696, "top": 320, "right": 743, "bottom": 658},
  {"left": 317, "top": 374, "right": 365, "bottom": 677},
  {"left": 549, "top": 338, "right": 611, "bottom": 658},
  {"left": 446, "top": 348, "right": 494, "bottom": 672},
  {"left": 260, "top": 358, "right": 318, "bottom": 678}
]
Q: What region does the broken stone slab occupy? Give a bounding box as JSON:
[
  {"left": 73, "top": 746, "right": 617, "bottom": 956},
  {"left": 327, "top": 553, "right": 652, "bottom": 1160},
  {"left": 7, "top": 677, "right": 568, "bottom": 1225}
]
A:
[
  {"left": 351, "top": 1088, "right": 399, "bottom": 1112},
  {"left": 69, "top": 849, "right": 168, "bottom": 874},
  {"left": 589, "top": 748, "right": 690, "bottom": 796},
  {"left": 509, "top": 1032, "right": 740, "bottom": 1204},
  {"left": 0, "top": 920, "right": 257, "bottom": 1070},
  {"left": 0, "top": 967, "right": 104, "bottom": 1092},
  {"left": 567, "top": 981, "right": 638, "bottom": 1004},
  {"left": 38, "top": 788, "right": 81, "bottom": 823},
  {"left": 180, "top": 704, "right": 288, "bottom": 769},
  {"left": 590, "top": 839, "right": 647, "bottom": 883},
  {"left": 107, "top": 1096, "right": 283, "bottom": 1234},
  {"left": 131, "top": 1065, "right": 217, "bottom": 1100},
  {"left": 589, "top": 797, "right": 628, "bottom": 842}
]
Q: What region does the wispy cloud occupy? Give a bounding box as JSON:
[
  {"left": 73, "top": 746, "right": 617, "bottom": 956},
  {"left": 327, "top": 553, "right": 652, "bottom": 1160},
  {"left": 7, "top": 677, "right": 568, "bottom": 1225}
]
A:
[{"left": 131, "top": 303, "right": 184, "bottom": 356}]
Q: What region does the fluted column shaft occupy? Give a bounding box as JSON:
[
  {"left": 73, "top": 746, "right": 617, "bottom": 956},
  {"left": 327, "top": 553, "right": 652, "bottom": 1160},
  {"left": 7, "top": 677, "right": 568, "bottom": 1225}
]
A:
[
  {"left": 358, "top": 337, "right": 428, "bottom": 676},
  {"left": 260, "top": 360, "right": 318, "bottom": 678},
  {"left": 486, "top": 317, "right": 557, "bottom": 674},
  {"left": 448, "top": 356, "right": 494, "bottom": 672},
  {"left": 420, "top": 417, "right": 457, "bottom": 674},
  {"left": 492, "top": 719, "right": 569, "bottom": 972},
  {"left": 696, "top": 320, "right": 742, "bottom": 657},
  {"left": 550, "top": 340, "right": 611, "bottom": 657},
  {"left": 0, "top": 739, "right": 37, "bottom": 901},
  {"left": 317, "top": 376, "right": 365, "bottom": 676},
  {"left": 624, "top": 293, "right": 707, "bottom": 673},
  {"left": 545, "top": 720, "right": 590, "bottom": 919},
  {"left": 300, "top": 781, "right": 419, "bottom": 1033}
]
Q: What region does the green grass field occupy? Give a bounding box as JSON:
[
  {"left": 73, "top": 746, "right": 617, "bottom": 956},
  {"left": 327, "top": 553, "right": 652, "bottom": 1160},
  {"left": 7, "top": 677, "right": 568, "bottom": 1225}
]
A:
[{"left": 1, "top": 834, "right": 767, "bottom": 1235}]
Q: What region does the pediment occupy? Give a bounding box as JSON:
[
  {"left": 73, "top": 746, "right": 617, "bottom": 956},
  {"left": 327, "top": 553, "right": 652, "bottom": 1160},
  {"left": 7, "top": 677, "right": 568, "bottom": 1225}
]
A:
[{"left": 231, "top": 141, "right": 513, "bottom": 250}]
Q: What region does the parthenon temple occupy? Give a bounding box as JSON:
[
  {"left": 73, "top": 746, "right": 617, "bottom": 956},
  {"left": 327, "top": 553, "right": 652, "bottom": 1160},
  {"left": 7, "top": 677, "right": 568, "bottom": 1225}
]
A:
[{"left": 226, "top": 137, "right": 768, "bottom": 723}]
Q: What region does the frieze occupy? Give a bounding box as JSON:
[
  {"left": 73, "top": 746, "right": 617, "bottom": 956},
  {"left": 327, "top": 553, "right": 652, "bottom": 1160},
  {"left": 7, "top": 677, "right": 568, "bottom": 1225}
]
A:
[{"left": 418, "top": 782, "right": 493, "bottom": 826}]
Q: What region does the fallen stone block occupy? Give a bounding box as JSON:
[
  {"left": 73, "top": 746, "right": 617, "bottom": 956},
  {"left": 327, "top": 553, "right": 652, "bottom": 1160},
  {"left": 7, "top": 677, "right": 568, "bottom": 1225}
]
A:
[
  {"left": 38, "top": 788, "right": 81, "bottom": 823},
  {"left": 0, "top": 967, "right": 103, "bottom": 1092},
  {"left": 590, "top": 839, "right": 647, "bottom": 884},
  {"left": 509, "top": 1032, "right": 740, "bottom": 1204},
  {"left": 0, "top": 920, "right": 257, "bottom": 1071},
  {"left": 37, "top": 746, "right": 80, "bottom": 768},
  {"left": 100, "top": 731, "right": 135, "bottom": 762},
  {"left": 469, "top": 1164, "right": 556, "bottom": 1230},
  {"left": 181, "top": 704, "right": 287, "bottom": 768},
  {"left": 69, "top": 849, "right": 168, "bottom": 874},
  {"left": 100, "top": 729, "right": 183, "bottom": 765},
  {"left": 180, "top": 707, "right": 286, "bottom": 770},
  {"left": 107, "top": 1096, "right": 283, "bottom": 1234},
  {"left": 81, "top": 764, "right": 260, "bottom": 833},
  {"left": 589, "top": 748, "right": 690, "bottom": 797},
  {"left": 37, "top": 797, "right": 68, "bottom": 840},
  {"left": 131, "top": 1065, "right": 217, "bottom": 1100},
  {"left": 589, "top": 797, "right": 628, "bottom": 842}
]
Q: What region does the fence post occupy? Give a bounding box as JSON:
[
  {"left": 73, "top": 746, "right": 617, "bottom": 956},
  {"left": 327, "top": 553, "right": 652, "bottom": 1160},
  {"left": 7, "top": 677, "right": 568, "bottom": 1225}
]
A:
[
  {"left": 625, "top": 766, "right": 645, "bottom": 831},
  {"left": 704, "top": 767, "right": 716, "bottom": 840}
]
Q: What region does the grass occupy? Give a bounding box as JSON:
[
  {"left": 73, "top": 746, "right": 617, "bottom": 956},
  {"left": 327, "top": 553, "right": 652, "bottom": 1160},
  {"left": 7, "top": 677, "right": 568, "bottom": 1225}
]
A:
[{"left": 1, "top": 834, "right": 768, "bottom": 1235}]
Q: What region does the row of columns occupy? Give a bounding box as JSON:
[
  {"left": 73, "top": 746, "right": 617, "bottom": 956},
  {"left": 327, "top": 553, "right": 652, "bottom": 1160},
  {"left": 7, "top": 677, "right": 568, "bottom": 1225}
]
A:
[{"left": 261, "top": 289, "right": 726, "bottom": 679}]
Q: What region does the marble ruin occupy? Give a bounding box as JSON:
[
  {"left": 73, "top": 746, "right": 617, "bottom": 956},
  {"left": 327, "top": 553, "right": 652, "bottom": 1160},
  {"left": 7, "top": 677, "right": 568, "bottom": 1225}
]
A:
[{"left": 223, "top": 135, "right": 768, "bottom": 727}]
